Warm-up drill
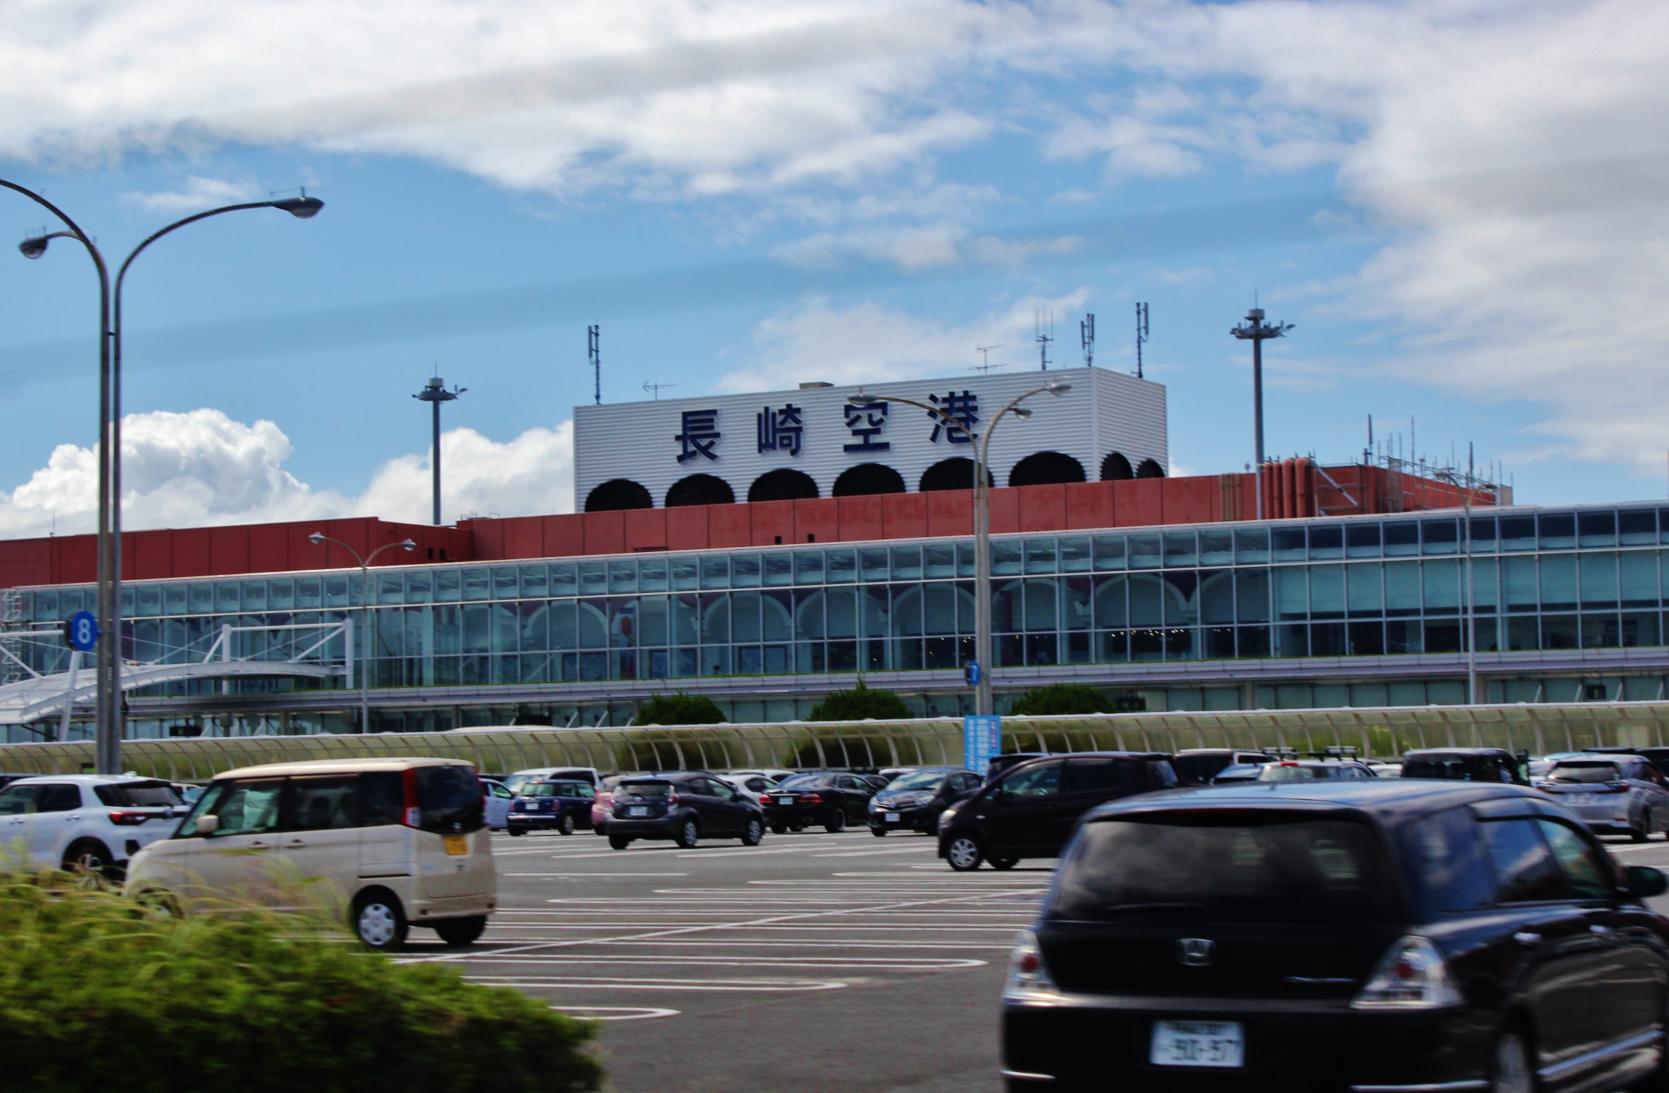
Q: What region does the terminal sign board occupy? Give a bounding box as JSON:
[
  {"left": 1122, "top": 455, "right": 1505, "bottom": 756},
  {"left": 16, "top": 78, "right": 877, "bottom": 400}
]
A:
[{"left": 962, "top": 714, "right": 1002, "bottom": 774}]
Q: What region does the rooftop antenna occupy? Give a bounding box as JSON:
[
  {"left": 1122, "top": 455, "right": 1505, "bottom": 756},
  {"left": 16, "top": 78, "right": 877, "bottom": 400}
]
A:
[
  {"left": 588, "top": 324, "right": 601, "bottom": 405},
  {"left": 642, "top": 380, "right": 676, "bottom": 400},
  {"left": 1365, "top": 413, "right": 1374, "bottom": 465},
  {"left": 1133, "top": 303, "right": 1148, "bottom": 378},
  {"left": 1230, "top": 299, "right": 1294, "bottom": 522},
  {"left": 1080, "top": 313, "right": 1096, "bottom": 369},
  {"left": 972, "top": 344, "right": 1005, "bottom": 374},
  {"left": 412, "top": 376, "right": 466, "bottom": 525},
  {"left": 1035, "top": 308, "right": 1054, "bottom": 371}
]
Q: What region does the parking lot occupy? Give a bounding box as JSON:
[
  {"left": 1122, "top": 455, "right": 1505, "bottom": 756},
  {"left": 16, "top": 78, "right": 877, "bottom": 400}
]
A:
[{"left": 396, "top": 828, "right": 1047, "bottom": 1091}]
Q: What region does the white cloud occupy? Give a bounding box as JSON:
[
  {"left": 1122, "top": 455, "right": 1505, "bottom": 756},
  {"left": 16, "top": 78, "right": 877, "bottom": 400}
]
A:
[
  {"left": 0, "top": 409, "right": 574, "bottom": 537},
  {"left": 120, "top": 176, "right": 263, "bottom": 214},
  {"left": 773, "top": 223, "right": 1081, "bottom": 272}
]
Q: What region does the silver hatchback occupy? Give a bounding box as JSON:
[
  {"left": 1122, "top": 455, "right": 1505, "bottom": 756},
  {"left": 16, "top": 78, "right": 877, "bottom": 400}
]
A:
[{"left": 1536, "top": 755, "right": 1669, "bottom": 840}]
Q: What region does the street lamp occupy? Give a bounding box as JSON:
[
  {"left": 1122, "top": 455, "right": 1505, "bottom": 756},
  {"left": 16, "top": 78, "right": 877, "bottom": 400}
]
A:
[
  {"left": 307, "top": 533, "right": 416, "bottom": 733},
  {"left": 12, "top": 187, "right": 324, "bottom": 770},
  {"left": 849, "top": 381, "right": 1071, "bottom": 716}
]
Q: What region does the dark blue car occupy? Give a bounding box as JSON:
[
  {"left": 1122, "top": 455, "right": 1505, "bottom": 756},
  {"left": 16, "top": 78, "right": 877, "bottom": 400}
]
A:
[{"left": 507, "top": 779, "right": 596, "bottom": 836}]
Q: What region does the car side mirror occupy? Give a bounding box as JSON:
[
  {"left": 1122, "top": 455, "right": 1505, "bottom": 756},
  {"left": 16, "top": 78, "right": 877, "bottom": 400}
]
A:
[
  {"left": 194, "top": 815, "right": 220, "bottom": 836},
  {"left": 1625, "top": 865, "right": 1669, "bottom": 899}
]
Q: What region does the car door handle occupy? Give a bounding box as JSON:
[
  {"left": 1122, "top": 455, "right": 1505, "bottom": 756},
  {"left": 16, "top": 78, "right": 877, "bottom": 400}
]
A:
[
  {"left": 285, "top": 838, "right": 306, "bottom": 847},
  {"left": 1512, "top": 931, "right": 1543, "bottom": 946}
]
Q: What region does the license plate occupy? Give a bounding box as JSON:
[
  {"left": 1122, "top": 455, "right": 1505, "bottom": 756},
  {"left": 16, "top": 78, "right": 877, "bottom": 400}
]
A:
[
  {"left": 627, "top": 806, "right": 648, "bottom": 817},
  {"left": 443, "top": 834, "right": 468, "bottom": 856},
  {"left": 1150, "top": 1020, "right": 1244, "bottom": 1068},
  {"left": 885, "top": 812, "right": 900, "bottom": 822},
  {"left": 777, "top": 796, "right": 796, "bottom": 805}
]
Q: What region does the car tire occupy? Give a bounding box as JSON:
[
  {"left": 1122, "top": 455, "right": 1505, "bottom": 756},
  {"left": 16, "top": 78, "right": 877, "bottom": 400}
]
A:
[
  {"left": 945, "top": 834, "right": 984, "bottom": 872},
  {"left": 559, "top": 814, "right": 576, "bottom": 836},
  {"left": 62, "top": 839, "right": 116, "bottom": 888},
  {"left": 433, "top": 915, "right": 488, "bottom": 947},
  {"left": 870, "top": 825, "right": 887, "bottom": 837},
  {"left": 352, "top": 890, "right": 409, "bottom": 951},
  {"left": 1634, "top": 813, "right": 1651, "bottom": 843},
  {"left": 824, "top": 810, "right": 847, "bottom": 834},
  {"left": 133, "top": 888, "right": 182, "bottom": 918},
  {"left": 609, "top": 834, "right": 633, "bottom": 850},
  {"left": 771, "top": 823, "right": 789, "bottom": 835},
  {"left": 507, "top": 827, "right": 525, "bottom": 836},
  {"left": 1490, "top": 1028, "right": 1533, "bottom": 1093},
  {"left": 990, "top": 857, "right": 1021, "bottom": 871},
  {"left": 741, "top": 818, "right": 764, "bottom": 846},
  {"left": 675, "top": 819, "right": 700, "bottom": 848}
]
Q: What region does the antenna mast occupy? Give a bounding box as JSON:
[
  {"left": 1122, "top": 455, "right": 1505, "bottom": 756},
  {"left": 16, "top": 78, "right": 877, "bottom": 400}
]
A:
[
  {"left": 1035, "top": 309, "right": 1054, "bottom": 371},
  {"left": 588, "top": 324, "right": 601, "bottom": 405},
  {"left": 1134, "top": 302, "right": 1149, "bottom": 379},
  {"left": 1080, "top": 314, "right": 1095, "bottom": 368},
  {"left": 642, "top": 381, "right": 676, "bottom": 400},
  {"left": 1229, "top": 302, "right": 1294, "bottom": 522}
]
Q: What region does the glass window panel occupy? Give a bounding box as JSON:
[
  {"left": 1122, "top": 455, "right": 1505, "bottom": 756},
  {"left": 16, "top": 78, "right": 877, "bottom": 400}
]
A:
[
  {"left": 1424, "top": 618, "right": 1461, "bottom": 654},
  {"left": 1274, "top": 623, "right": 1308, "bottom": 658},
  {"left": 609, "top": 560, "right": 639, "bottom": 594},
  {"left": 549, "top": 563, "right": 577, "bottom": 596},
  {"left": 462, "top": 604, "right": 491, "bottom": 653},
  {"left": 991, "top": 540, "right": 1022, "bottom": 577},
  {"left": 1541, "top": 614, "right": 1578, "bottom": 650},
  {"left": 514, "top": 564, "right": 546, "bottom": 599},
  {"left": 1235, "top": 527, "right": 1270, "bottom": 564},
  {"left": 574, "top": 601, "right": 608, "bottom": 648},
  {"left": 188, "top": 582, "right": 214, "bottom": 614},
  {"left": 924, "top": 583, "right": 958, "bottom": 635},
  {"left": 1063, "top": 576, "right": 1093, "bottom": 631},
  {"left": 242, "top": 580, "right": 267, "bottom": 612},
  {"left": 1421, "top": 519, "right": 1458, "bottom": 555},
  {"left": 1385, "top": 618, "right": 1421, "bottom": 654},
  {"left": 1309, "top": 565, "right": 1344, "bottom": 619},
  {"left": 763, "top": 552, "right": 793, "bottom": 587},
  {"left": 825, "top": 588, "right": 857, "bottom": 638},
  {"left": 639, "top": 558, "right": 668, "bottom": 592},
  {"left": 924, "top": 543, "right": 956, "bottom": 579},
  {"left": 826, "top": 549, "right": 856, "bottom": 583},
  {"left": 137, "top": 584, "right": 162, "bottom": 616},
  {"left": 1308, "top": 525, "right": 1343, "bottom": 560},
  {"left": 1467, "top": 516, "right": 1496, "bottom": 552},
  {"left": 1163, "top": 531, "right": 1197, "bottom": 567},
  {"left": 1470, "top": 557, "right": 1498, "bottom": 612},
  {"left": 1274, "top": 568, "right": 1307, "bottom": 620},
  {"left": 294, "top": 577, "right": 321, "bottom": 610},
  {"left": 492, "top": 566, "right": 519, "bottom": 599},
  {"left": 1622, "top": 612, "right": 1660, "bottom": 647},
  {"left": 1059, "top": 535, "right": 1092, "bottom": 573},
  {"left": 957, "top": 541, "right": 976, "bottom": 578},
  {"left": 730, "top": 554, "right": 760, "bottom": 589},
  {"left": 1385, "top": 561, "right": 1421, "bottom": 616},
  {"left": 1199, "top": 530, "right": 1233, "bottom": 566},
  {"left": 376, "top": 572, "right": 402, "bottom": 606},
  {"left": 1499, "top": 515, "right": 1536, "bottom": 552},
  {"left": 1539, "top": 513, "right": 1576, "bottom": 550},
  {"left": 1095, "top": 576, "right": 1128, "bottom": 629},
  {"left": 1128, "top": 534, "right": 1161, "bottom": 570},
  {"left": 860, "top": 547, "right": 890, "bottom": 581},
  {"left": 324, "top": 576, "right": 350, "bottom": 609},
  {"left": 699, "top": 593, "right": 730, "bottom": 644},
  {"left": 463, "top": 567, "right": 491, "bottom": 601},
  {"left": 891, "top": 545, "right": 923, "bottom": 581},
  {"left": 1236, "top": 569, "right": 1270, "bottom": 623},
  {"left": 268, "top": 580, "right": 294, "bottom": 610},
  {"left": 731, "top": 591, "right": 762, "bottom": 642},
  {"left": 1347, "top": 563, "right": 1383, "bottom": 617},
  {"left": 639, "top": 596, "right": 669, "bottom": 646},
  {"left": 1618, "top": 509, "right": 1656, "bottom": 546},
  {"left": 1200, "top": 570, "right": 1235, "bottom": 625},
  {"left": 492, "top": 602, "right": 520, "bottom": 653},
  {"left": 700, "top": 556, "right": 729, "bottom": 590},
  {"left": 1311, "top": 622, "right": 1346, "bottom": 656},
  {"left": 1423, "top": 560, "right": 1460, "bottom": 612},
  {"left": 1093, "top": 534, "right": 1127, "bottom": 570},
  {"left": 861, "top": 584, "right": 889, "bottom": 637},
  {"left": 671, "top": 594, "right": 699, "bottom": 644},
  {"left": 1025, "top": 538, "right": 1057, "bottom": 575},
  {"left": 1128, "top": 574, "right": 1163, "bottom": 627},
  {"left": 1578, "top": 510, "right": 1616, "bottom": 548},
  {"left": 1349, "top": 620, "right": 1385, "bottom": 655},
  {"left": 1272, "top": 527, "right": 1306, "bottom": 563},
  {"left": 892, "top": 584, "right": 923, "bottom": 636},
  {"left": 1021, "top": 580, "right": 1058, "bottom": 632},
  {"left": 1503, "top": 556, "right": 1539, "bottom": 614},
  {"left": 1579, "top": 553, "right": 1619, "bottom": 610},
  {"left": 794, "top": 549, "right": 825, "bottom": 584},
  {"left": 1540, "top": 554, "right": 1577, "bottom": 611},
  {"left": 1383, "top": 522, "right": 1419, "bottom": 557},
  {"left": 1503, "top": 615, "right": 1537, "bottom": 651},
  {"left": 669, "top": 557, "right": 698, "bottom": 591},
  {"left": 1580, "top": 614, "right": 1619, "bottom": 650},
  {"left": 1621, "top": 552, "right": 1658, "bottom": 608},
  {"left": 794, "top": 589, "right": 825, "bottom": 640}
]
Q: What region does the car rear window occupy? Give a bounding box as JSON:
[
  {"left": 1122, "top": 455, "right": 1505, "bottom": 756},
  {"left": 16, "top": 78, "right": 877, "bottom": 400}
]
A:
[
  {"left": 416, "top": 765, "right": 485, "bottom": 833},
  {"left": 1052, "top": 814, "right": 1396, "bottom": 924},
  {"left": 619, "top": 781, "right": 672, "bottom": 797},
  {"left": 775, "top": 774, "right": 827, "bottom": 789},
  {"left": 1172, "top": 755, "right": 1229, "bottom": 784},
  {"left": 94, "top": 781, "right": 181, "bottom": 807},
  {"left": 1401, "top": 757, "right": 1474, "bottom": 780},
  {"left": 1545, "top": 762, "right": 1622, "bottom": 784}
]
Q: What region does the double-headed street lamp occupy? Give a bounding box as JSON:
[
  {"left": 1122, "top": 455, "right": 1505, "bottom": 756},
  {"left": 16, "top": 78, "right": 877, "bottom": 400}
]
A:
[
  {"left": 307, "top": 533, "right": 416, "bottom": 734},
  {"left": 5, "top": 178, "right": 323, "bottom": 772},
  {"left": 848, "top": 381, "right": 1071, "bottom": 716}
]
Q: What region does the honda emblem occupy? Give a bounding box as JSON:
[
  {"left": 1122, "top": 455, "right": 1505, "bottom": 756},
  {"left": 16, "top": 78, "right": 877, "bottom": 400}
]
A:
[{"left": 1176, "top": 938, "right": 1216, "bottom": 967}]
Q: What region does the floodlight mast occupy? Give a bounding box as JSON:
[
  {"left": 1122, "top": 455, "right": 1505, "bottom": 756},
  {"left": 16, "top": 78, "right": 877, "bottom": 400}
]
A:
[{"left": 1230, "top": 306, "right": 1293, "bottom": 521}]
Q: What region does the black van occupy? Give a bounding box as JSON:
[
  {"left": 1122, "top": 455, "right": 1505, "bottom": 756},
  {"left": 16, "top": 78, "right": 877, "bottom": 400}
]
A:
[
  {"left": 939, "top": 752, "right": 1177, "bottom": 871},
  {"left": 1401, "top": 747, "right": 1529, "bottom": 785}
]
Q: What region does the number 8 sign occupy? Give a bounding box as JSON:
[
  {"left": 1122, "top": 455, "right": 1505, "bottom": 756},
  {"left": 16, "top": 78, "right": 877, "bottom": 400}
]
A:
[{"left": 63, "top": 609, "right": 99, "bottom": 652}]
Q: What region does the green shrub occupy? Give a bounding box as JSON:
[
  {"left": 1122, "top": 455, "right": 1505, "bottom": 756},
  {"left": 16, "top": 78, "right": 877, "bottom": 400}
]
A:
[
  {"left": 1008, "top": 683, "right": 1111, "bottom": 716},
  {"left": 0, "top": 873, "right": 602, "bottom": 1093},
  {"left": 636, "top": 692, "right": 727, "bottom": 725},
  {"left": 806, "top": 680, "right": 913, "bottom": 722}
]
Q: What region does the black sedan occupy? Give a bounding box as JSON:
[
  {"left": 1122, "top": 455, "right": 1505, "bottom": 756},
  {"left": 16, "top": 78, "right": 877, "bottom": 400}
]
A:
[
  {"left": 868, "top": 767, "right": 983, "bottom": 836},
  {"left": 760, "top": 772, "right": 876, "bottom": 833},
  {"left": 1002, "top": 779, "right": 1669, "bottom": 1092},
  {"left": 605, "top": 771, "right": 765, "bottom": 849}
]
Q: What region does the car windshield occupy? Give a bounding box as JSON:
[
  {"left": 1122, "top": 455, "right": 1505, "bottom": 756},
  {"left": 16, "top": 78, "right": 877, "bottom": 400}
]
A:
[
  {"left": 1546, "top": 762, "right": 1623, "bottom": 784},
  {"left": 1258, "top": 764, "right": 1347, "bottom": 782},
  {"left": 94, "top": 781, "right": 181, "bottom": 807},
  {"left": 775, "top": 773, "right": 826, "bottom": 790},
  {"left": 1052, "top": 814, "right": 1395, "bottom": 924},
  {"left": 886, "top": 770, "right": 948, "bottom": 792}
]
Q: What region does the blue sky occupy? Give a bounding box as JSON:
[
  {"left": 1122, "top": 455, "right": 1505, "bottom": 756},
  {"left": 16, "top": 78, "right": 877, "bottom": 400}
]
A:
[{"left": 1, "top": 0, "right": 1664, "bottom": 536}]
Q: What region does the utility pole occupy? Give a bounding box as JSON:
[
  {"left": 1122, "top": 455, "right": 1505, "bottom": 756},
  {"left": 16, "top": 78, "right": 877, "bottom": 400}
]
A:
[
  {"left": 413, "top": 377, "right": 465, "bottom": 525},
  {"left": 1133, "top": 303, "right": 1148, "bottom": 379},
  {"left": 588, "top": 324, "right": 601, "bottom": 405},
  {"left": 1080, "top": 314, "right": 1095, "bottom": 369},
  {"left": 1230, "top": 305, "right": 1293, "bottom": 521}
]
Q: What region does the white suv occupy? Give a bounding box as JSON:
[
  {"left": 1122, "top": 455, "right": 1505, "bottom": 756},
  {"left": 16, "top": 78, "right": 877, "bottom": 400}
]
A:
[{"left": 0, "top": 775, "right": 185, "bottom": 878}]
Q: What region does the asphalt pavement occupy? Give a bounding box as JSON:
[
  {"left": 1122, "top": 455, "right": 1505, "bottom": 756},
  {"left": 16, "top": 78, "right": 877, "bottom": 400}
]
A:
[{"left": 396, "top": 826, "right": 1049, "bottom": 1092}]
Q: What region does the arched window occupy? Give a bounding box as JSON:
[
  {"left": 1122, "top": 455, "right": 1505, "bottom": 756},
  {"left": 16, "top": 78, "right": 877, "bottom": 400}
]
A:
[
  {"left": 832, "top": 463, "right": 906, "bottom": 497},
  {"left": 1008, "top": 451, "right": 1087, "bottom": 487},
  {"left": 1135, "top": 458, "right": 1166, "bottom": 479},
  {"left": 584, "top": 478, "right": 653, "bottom": 512},
  {"left": 919, "top": 457, "right": 992, "bottom": 492},
  {"left": 1100, "top": 452, "right": 1133, "bottom": 481},
  {"left": 748, "top": 468, "right": 819, "bottom": 502},
  {"left": 666, "top": 473, "right": 736, "bottom": 507}
]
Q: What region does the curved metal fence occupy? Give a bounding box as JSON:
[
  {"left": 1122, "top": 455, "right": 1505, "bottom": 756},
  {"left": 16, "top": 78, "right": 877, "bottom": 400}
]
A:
[{"left": 2, "top": 702, "right": 1666, "bottom": 781}]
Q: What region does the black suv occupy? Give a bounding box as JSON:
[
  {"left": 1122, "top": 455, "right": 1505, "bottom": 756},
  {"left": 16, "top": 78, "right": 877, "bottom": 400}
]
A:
[
  {"left": 1171, "top": 749, "right": 1275, "bottom": 785},
  {"left": 867, "top": 767, "right": 983, "bottom": 836},
  {"left": 1002, "top": 779, "right": 1669, "bottom": 1091},
  {"left": 605, "top": 771, "right": 765, "bottom": 849},
  {"left": 939, "top": 752, "right": 1177, "bottom": 871},
  {"left": 1402, "top": 747, "right": 1529, "bottom": 785}
]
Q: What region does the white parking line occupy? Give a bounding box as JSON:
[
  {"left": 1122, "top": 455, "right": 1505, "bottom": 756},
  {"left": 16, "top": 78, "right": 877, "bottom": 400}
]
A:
[
  {"left": 505, "top": 872, "right": 691, "bottom": 878},
  {"left": 551, "top": 1005, "right": 680, "bottom": 1021},
  {"left": 454, "top": 954, "right": 985, "bottom": 971},
  {"left": 465, "top": 975, "right": 849, "bottom": 993}
]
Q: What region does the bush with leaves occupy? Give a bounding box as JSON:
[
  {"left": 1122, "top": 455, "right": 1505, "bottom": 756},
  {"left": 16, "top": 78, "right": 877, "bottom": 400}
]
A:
[
  {"left": 806, "top": 681, "right": 913, "bottom": 722},
  {"left": 636, "top": 692, "right": 727, "bottom": 725},
  {"left": 0, "top": 872, "right": 602, "bottom": 1093},
  {"left": 1007, "top": 683, "right": 1111, "bottom": 716}
]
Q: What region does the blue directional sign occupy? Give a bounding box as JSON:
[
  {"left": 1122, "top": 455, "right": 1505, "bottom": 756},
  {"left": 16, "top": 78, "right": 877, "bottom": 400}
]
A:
[
  {"left": 64, "top": 610, "right": 98, "bottom": 652},
  {"left": 962, "top": 714, "right": 1002, "bottom": 774}
]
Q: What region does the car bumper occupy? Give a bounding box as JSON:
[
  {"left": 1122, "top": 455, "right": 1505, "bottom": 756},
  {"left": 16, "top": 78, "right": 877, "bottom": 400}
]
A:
[
  {"left": 1001, "top": 992, "right": 1494, "bottom": 1092},
  {"left": 506, "top": 812, "right": 584, "bottom": 831},
  {"left": 868, "top": 804, "right": 938, "bottom": 832},
  {"left": 763, "top": 804, "right": 831, "bottom": 824},
  {"left": 605, "top": 816, "right": 680, "bottom": 838}
]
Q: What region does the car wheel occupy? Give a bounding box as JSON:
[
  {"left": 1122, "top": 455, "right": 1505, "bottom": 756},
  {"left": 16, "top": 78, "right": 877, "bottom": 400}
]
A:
[
  {"left": 824, "top": 810, "right": 846, "bottom": 834},
  {"left": 771, "top": 823, "right": 789, "bottom": 835},
  {"left": 507, "top": 827, "right": 525, "bottom": 836},
  {"left": 1634, "top": 813, "right": 1651, "bottom": 843},
  {"left": 946, "top": 834, "right": 984, "bottom": 872},
  {"left": 870, "top": 825, "right": 887, "bottom": 837},
  {"left": 1491, "top": 1029, "right": 1533, "bottom": 1093},
  {"left": 990, "top": 857, "right": 1021, "bottom": 871},
  {"left": 133, "top": 889, "right": 182, "bottom": 918},
  {"left": 559, "top": 814, "right": 576, "bottom": 836},
  {"left": 741, "top": 818, "right": 764, "bottom": 846},
  {"left": 675, "top": 819, "right": 700, "bottom": 848},
  {"left": 433, "top": 915, "right": 487, "bottom": 947},
  {"left": 608, "top": 834, "right": 633, "bottom": 850},
  {"left": 352, "top": 891, "right": 408, "bottom": 951},
  {"left": 62, "top": 840, "right": 115, "bottom": 888}
]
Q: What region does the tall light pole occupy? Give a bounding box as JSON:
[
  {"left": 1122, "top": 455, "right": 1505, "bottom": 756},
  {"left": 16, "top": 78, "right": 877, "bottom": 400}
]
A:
[
  {"left": 308, "top": 533, "right": 415, "bottom": 733},
  {"left": 413, "top": 377, "right": 465, "bottom": 525},
  {"left": 9, "top": 178, "right": 321, "bottom": 772},
  {"left": 849, "top": 381, "right": 1071, "bottom": 716},
  {"left": 1230, "top": 306, "right": 1293, "bottom": 521}
]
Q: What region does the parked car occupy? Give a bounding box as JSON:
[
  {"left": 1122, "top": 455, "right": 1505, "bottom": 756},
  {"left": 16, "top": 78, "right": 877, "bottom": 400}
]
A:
[
  {"left": 939, "top": 752, "right": 1177, "bottom": 872},
  {"left": 1256, "top": 758, "right": 1378, "bottom": 782},
  {"left": 481, "top": 777, "right": 513, "bottom": 830},
  {"left": 1536, "top": 755, "right": 1669, "bottom": 840},
  {"left": 1528, "top": 751, "right": 1587, "bottom": 779},
  {"left": 0, "top": 774, "right": 184, "bottom": 879},
  {"left": 1170, "top": 749, "right": 1275, "bottom": 786},
  {"left": 1583, "top": 744, "right": 1669, "bottom": 778},
  {"left": 1400, "top": 747, "right": 1529, "bottom": 785},
  {"left": 717, "top": 772, "right": 778, "bottom": 803},
  {"left": 1206, "top": 763, "right": 1267, "bottom": 785},
  {"left": 728, "top": 768, "right": 795, "bottom": 784},
  {"left": 868, "top": 767, "right": 983, "bottom": 836},
  {"left": 590, "top": 772, "right": 656, "bottom": 836},
  {"left": 986, "top": 752, "right": 1050, "bottom": 781},
  {"left": 123, "top": 757, "right": 496, "bottom": 950},
  {"left": 1001, "top": 779, "right": 1669, "bottom": 1092},
  {"left": 507, "top": 779, "right": 596, "bottom": 836},
  {"left": 877, "top": 767, "right": 915, "bottom": 784},
  {"left": 759, "top": 771, "right": 877, "bottom": 833},
  {"left": 606, "top": 772, "right": 765, "bottom": 849},
  {"left": 502, "top": 766, "right": 600, "bottom": 796}
]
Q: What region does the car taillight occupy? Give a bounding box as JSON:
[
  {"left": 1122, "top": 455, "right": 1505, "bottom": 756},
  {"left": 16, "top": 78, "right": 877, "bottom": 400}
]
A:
[
  {"left": 1353, "top": 936, "right": 1461, "bottom": 1010},
  {"left": 401, "top": 768, "right": 422, "bottom": 829},
  {"left": 512, "top": 800, "right": 526, "bottom": 811},
  {"left": 1003, "top": 929, "right": 1057, "bottom": 1000},
  {"left": 799, "top": 792, "right": 824, "bottom": 805},
  {"left": 107, "top": 811, "right": 152, "bottom": 825},
  {"left": 665, "top": 793, "right": 680, "bottom": 806}
]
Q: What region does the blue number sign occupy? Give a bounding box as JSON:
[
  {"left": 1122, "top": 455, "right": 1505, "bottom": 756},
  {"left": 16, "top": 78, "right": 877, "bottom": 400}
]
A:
[
  {"left": 962, "top": 714, "right": 1002, "bottom": 774},
  {"left": 64, "top": 610, "right": 99, "bottom": 652}
]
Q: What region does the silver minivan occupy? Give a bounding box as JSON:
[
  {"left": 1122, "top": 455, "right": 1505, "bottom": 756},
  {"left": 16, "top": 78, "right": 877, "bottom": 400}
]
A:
[{"left": 123, "top": 757, "right": 497, "bottom": 950}]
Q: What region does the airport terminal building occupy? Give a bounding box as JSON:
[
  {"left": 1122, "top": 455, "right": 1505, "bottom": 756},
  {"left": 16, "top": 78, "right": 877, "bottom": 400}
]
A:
[{"left": 1, "top": 366, "right": 1665, "bottom": 741}]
